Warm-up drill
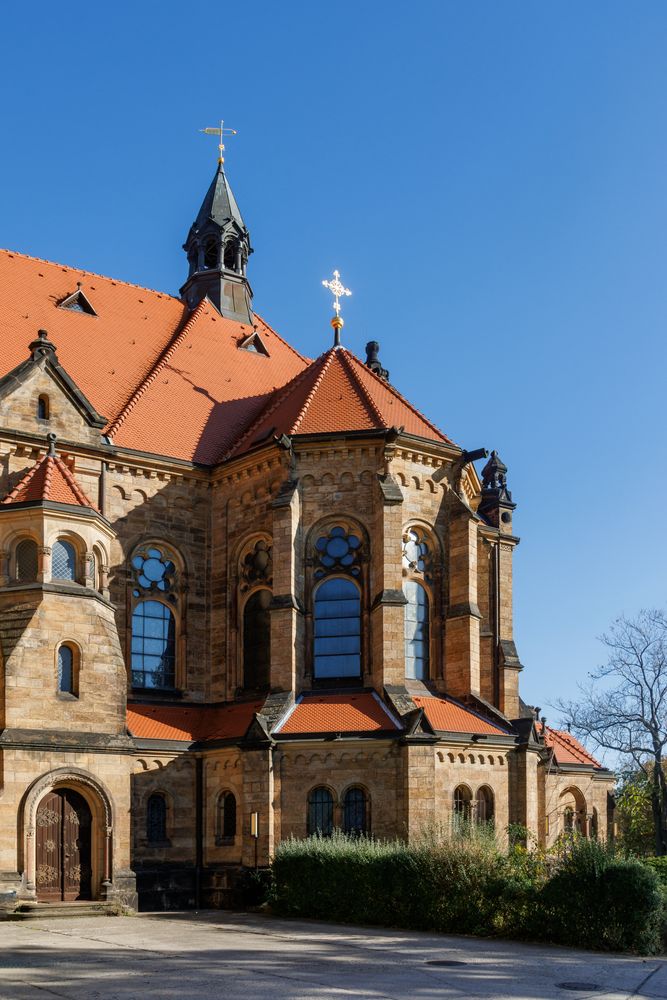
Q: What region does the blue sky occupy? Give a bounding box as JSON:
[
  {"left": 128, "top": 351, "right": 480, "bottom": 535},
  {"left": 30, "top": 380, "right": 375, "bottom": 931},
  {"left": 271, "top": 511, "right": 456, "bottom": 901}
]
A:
[{"left": 1, "top": 1, "right": 665, "bottom": 728}]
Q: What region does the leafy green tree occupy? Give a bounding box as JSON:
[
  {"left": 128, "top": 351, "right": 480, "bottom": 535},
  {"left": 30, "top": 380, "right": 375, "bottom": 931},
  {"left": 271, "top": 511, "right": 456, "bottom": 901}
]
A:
[
  {"left": 616, "top": 768, "right": 654, "bottom": 855},
  {"left": 559, "top": 609, "right": 667, "bottom": 856}
]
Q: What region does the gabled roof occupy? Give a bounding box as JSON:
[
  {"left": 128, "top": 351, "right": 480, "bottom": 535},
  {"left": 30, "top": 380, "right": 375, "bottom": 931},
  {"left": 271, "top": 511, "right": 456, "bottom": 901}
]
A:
[
  {"left": 126, "top": 700, "right": 264, "bottom": 743},
  {"left": 540, "top": 724, "right": 602, "bottom": 768},
  {"left": 2, "top": 451, "right": 98, "bottom": 511},
  {"left": 227, "top": 347, "right": 454, "bottom": 460},
  {"left": 275, "top": 692, "right": 400, "bottom": 735},
  {"left": 412, "top": 695, "right": 510, "bottom": 736}
]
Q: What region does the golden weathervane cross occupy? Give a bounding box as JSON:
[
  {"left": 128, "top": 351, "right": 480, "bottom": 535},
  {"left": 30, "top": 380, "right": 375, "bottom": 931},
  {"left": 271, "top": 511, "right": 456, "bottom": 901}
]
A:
[
  {"left": 200, "top": 120, "right": 238, "bottom": 164},
  {"left": 322, "top": 269, "right": 352, "bottom": 347}
]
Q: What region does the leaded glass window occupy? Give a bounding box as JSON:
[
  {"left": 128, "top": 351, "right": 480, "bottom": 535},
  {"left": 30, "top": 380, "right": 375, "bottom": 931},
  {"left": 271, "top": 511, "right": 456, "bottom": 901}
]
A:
[
  {"left": 343, "top": 787, "right": 368, "bottom": 836},
  {"left": 52, "top": 539, "right": 76, "bottom": 581},
  {"left": 314, "top": 577, "right": 361, "bottom": 679},
  {"left": 404, "top": 581, "right": 429, "bottom": 680},
  {"left": 146, "top": 794, "right": 167, "bottom": 843},
  {"left": 16, "top": 539, "right": 38, "bottom": 582},
  {"left": 131, "top": 600, "right": 176, "bottom": 689},
  {"left": 243, "top": 589, "right": 271, "bottom": 689},
  {"left": 58, "top": 645, "right": 74, "bottom": 694},
  {"left": 307, "top": 787, "right": 334, "bottom": 837}
]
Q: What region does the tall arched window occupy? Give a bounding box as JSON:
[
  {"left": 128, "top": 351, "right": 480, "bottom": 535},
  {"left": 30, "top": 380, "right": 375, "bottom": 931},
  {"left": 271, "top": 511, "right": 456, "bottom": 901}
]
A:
[
  {"left": 146, "top": 794, "right": 167, "bottom": 843},
  {"left": 453, "top": 785, "right": 472, "bottom": 826},
  {"left": 314, "top": 578, "right": 361, "bottom": 679},
  {"left": 307, "top": 787, "right": 334, "bottom": 837},
  {"left": 243, "top": 590, "right": 271, "bottom": 689},
  {"left": 204, "top": 237, "right": 218, "bottom": 270},
  {"left": 475, "top": 786, "right": 494, "bottom": 825},
  {"left": 57, "top": 644, "right": 76, "bottom": 695},
  {"left": 52, "top": 539, "right": 77, "bottom": 581},
  {"left": 343, "top": 787, "right": 369, "bottom": 836},
  {"left": 16, "top": 538, "right": 38, "bottom": 582},
  {"left": 216, "top": 791, "right": 237, "bottom": 844},
  {"left": 131, "top": 601, "right": 176, "bottom": 689},
  {"left": 404, "top": 580, "right": 430, "bottom": 680}
]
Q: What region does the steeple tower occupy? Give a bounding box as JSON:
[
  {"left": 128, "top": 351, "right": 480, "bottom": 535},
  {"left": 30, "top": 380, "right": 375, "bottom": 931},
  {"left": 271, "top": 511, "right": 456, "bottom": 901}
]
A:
[{"left": 180, "top": 161, "right": 254, "bottom": 323}]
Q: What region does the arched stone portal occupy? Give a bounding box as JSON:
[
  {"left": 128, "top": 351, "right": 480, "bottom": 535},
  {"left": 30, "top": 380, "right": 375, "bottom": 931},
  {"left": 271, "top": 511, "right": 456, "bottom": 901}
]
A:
[{"left": 20, "top": 767, "right": 113, "bottom": 902}]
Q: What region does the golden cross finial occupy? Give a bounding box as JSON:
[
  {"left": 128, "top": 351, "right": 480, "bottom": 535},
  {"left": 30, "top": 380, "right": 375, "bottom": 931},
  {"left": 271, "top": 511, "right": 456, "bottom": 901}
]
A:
[
  {"left": 322, "top": 269, "right": 352, "bottom": 348},
  {"left": 200, "top": 120, "right": 238, "bottom": 164}
]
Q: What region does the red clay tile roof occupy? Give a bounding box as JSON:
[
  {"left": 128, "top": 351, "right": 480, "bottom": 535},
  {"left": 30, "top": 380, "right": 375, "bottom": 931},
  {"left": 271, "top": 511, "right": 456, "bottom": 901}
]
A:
[
  {"left": 276, "top": 693, "right": 400, "bottom": 735},
  {"left": 0, "top": 250, "right": 455, "bottom": 464},
  {"left": 412, "top": 696, "right": 510, "bottom": 735},
  {"left": 227, "top": 347, "right": 452, "bottom": 459},
  {"left": 126, "top": 700, "right": 264, "bottom": 742},
  {"left": 540, "top": 724, "right": 601, "bottom": 768},
  {"left": 2, "top": 453, "right": 98, "bottom": 510}
]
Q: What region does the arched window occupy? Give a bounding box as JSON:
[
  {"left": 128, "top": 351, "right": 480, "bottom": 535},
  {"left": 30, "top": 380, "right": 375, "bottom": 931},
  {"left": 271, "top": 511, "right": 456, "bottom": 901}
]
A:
[
  {"left": 314, "top": 578, "right": 361, "bottom": 679},
  {"left": 131, "top": 601, "right": 176, "bottom": 689},
  {"left": 476, "top": 786, "right": 494, "bottom": 825},
  {"left": 37, "top": 395, "right": 49, "bottom": 420},
  {"left": 16, "top": 538, "right": 38, "bottom": 582},
  {"left": 307, "top": 787, "right": 334, "bottom": 837},
  {"left": 223, "top": 239, "right": 238, "bottom": 271},
  {"left": 404, "top": 580, "right": 430, "bottom": 680},
  {"left": 146, "top": 794, "right": 167, "bottom": 843},
  {"left": 203, "top": 237, "right": 218, "bottom": 270},
  {"left": 343, "top": 787, "right": 369, "bottom": 836},
  {"left": 216, "top": 791, "right": 237, "bottom": 843},
  {"left": 52, "top": 539, "right": 77, "bottom": 581},
  {"left": 57, "top": 644, "right": 77, "bottom": 695},
  {"left": 243, "top": 590, "right": 271, "bottom": 689},
  {"left": 453, "top": 785, "right": 472, "bottom": 825}
]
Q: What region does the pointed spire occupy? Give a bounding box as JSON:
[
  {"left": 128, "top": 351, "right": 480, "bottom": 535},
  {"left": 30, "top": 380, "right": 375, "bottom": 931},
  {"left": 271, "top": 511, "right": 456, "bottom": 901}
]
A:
[{"left": 180, "top": 160, "right": 254, "bottom": 323}]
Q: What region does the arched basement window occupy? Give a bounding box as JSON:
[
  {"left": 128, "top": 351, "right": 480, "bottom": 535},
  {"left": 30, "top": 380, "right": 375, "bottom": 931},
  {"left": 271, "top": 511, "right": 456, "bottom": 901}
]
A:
[
  {"left": 52, "top": 539, "right": 77, "bottom": 581},
  {"left": 243, "top": 589, "right": 271, "bottom": 689},
  {"left": 313, "top": 577, "right": 361, "bottom": 680},
  {"left": 16, "top": 538, "right": 38, "bottom": 582},
  {"left": 476, "top": 786, "right": 494, "bottom": 825},
  {"left": 307, "top": 787, "right": 334, "bottom": 837},
  {"left": 146, "top": 794, "right": 167, "bottom": 843},
  {"left": 57, "top": 644, "right": 75, "bottom": 695},
  {"left": 404, "top": 580, "right": 429, "bottom": 680},
  {"left": 131, "top": 600, "right": 176, "bottom": 689},
  {"left": 216, "top": 791, "right": 237, "bottom": 843},
  {"left": 343, "top": 787, "right": 368, "bottom": 836}
]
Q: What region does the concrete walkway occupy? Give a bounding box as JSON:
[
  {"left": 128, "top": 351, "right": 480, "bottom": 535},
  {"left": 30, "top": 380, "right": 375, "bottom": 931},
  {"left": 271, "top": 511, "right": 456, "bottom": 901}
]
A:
[{"left": 0, "top": 910, "right": 665, "bottom": 999}]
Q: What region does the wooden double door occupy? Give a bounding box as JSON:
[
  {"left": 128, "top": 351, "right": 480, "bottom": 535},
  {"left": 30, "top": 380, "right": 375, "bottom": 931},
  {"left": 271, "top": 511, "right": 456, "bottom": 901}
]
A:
[{"left": 35, "top": 789, "right": 92, "bottom": 901}]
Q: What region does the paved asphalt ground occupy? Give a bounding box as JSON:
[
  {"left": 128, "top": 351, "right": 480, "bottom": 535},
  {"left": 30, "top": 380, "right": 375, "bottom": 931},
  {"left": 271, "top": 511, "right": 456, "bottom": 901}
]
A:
[{"left": 0, "top": 911, "right": 666, "bottom": 1000}]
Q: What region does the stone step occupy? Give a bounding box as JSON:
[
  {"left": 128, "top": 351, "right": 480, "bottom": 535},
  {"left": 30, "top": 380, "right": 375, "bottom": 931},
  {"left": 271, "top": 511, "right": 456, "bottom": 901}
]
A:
[{"left": 3, "top": 901, "right": 115, "bottom": 920}]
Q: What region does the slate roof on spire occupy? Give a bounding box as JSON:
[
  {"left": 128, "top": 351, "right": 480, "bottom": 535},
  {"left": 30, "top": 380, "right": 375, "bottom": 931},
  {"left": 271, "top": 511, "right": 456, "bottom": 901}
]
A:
[
  {"left": 192, "top": 162, "right": 246, "bottom": 234},
  {"left": 2, "top": 450, "right": 98, "bottom": 511}
]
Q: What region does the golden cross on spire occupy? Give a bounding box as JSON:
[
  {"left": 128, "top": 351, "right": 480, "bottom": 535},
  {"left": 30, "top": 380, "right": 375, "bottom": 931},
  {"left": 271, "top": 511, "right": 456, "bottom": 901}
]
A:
[
  {"left": 322, "top": 269, "right": 352, "bottom": 347},
  {"left": 200, "top": 120, "right": 238, "bottom": 164}
]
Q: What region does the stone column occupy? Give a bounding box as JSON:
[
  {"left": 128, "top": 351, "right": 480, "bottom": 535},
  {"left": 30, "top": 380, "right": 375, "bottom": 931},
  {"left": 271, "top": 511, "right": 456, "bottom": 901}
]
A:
[
  {"left": 445, "top": 512, "right": 481, "bottom": 697},
  {"left": 370, "top": 474, "right": 406, "bottom": 690}
]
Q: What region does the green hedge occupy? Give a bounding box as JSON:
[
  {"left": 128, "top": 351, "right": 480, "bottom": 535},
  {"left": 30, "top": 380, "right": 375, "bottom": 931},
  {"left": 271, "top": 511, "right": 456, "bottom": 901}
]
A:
[{"left": 270, "top": 831, "right": 664, "bottom": 954}]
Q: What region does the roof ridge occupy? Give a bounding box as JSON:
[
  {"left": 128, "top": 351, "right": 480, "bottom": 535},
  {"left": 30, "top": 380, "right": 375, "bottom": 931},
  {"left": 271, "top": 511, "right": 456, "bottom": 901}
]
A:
[
  {"left": 291, "top": 350, "right": 338, "bottom": 434},
  {"left": 344, "top": 348, "right": 453, "bottom": 444},
  {"left": 0, "top": 247, "right": 179, "bottom": 300},
  {"left": 338, "top": 348, "right": 386, "bottom": 426},
  {"left": 221, "top": 349, "right": 332, "bottom": 461},
  {"left": 106, "top": 301, "right": 207, "bottom": 440}
]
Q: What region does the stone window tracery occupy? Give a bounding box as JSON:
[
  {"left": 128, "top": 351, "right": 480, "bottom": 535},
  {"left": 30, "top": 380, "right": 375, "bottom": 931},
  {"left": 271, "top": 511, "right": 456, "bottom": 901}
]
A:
[
  {"left": 129, "top": 543, "right": 183, "bottom": 691},
  {"left": 314, "top": 525, "right": 362, "bottom": 581},
  {"left": 240, "top": 539, "right": 272, "bottom": 592},
  {"left": 402, "top": 527, "right": 432, "bottom": 581}
]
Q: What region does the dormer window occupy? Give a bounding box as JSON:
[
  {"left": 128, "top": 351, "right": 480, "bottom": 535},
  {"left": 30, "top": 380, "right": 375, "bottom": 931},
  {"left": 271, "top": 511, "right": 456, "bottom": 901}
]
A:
[
  {"left": 238, "top": 332, "right": 269, "bottom": 357},
  {"left": 37, "top": 395, "right": 49, "bottom": 420},
  {"left": 58, "top": 288, "right": 97, "bottom": 316}
]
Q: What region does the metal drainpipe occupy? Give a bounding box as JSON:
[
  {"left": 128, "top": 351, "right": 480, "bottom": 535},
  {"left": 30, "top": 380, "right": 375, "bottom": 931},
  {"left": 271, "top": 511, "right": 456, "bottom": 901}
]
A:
[
  {"left": 195, "top": 756, "right": 203, "bottom": 908},
  {"left": 99, "top": 461, "right": 107, "bottom": 517}
]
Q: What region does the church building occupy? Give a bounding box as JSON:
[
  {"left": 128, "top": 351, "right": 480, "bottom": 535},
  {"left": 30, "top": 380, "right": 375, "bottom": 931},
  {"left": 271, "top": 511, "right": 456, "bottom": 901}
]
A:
[{"left": 0, "top": 148, "right": 614, "bottom": 910}]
